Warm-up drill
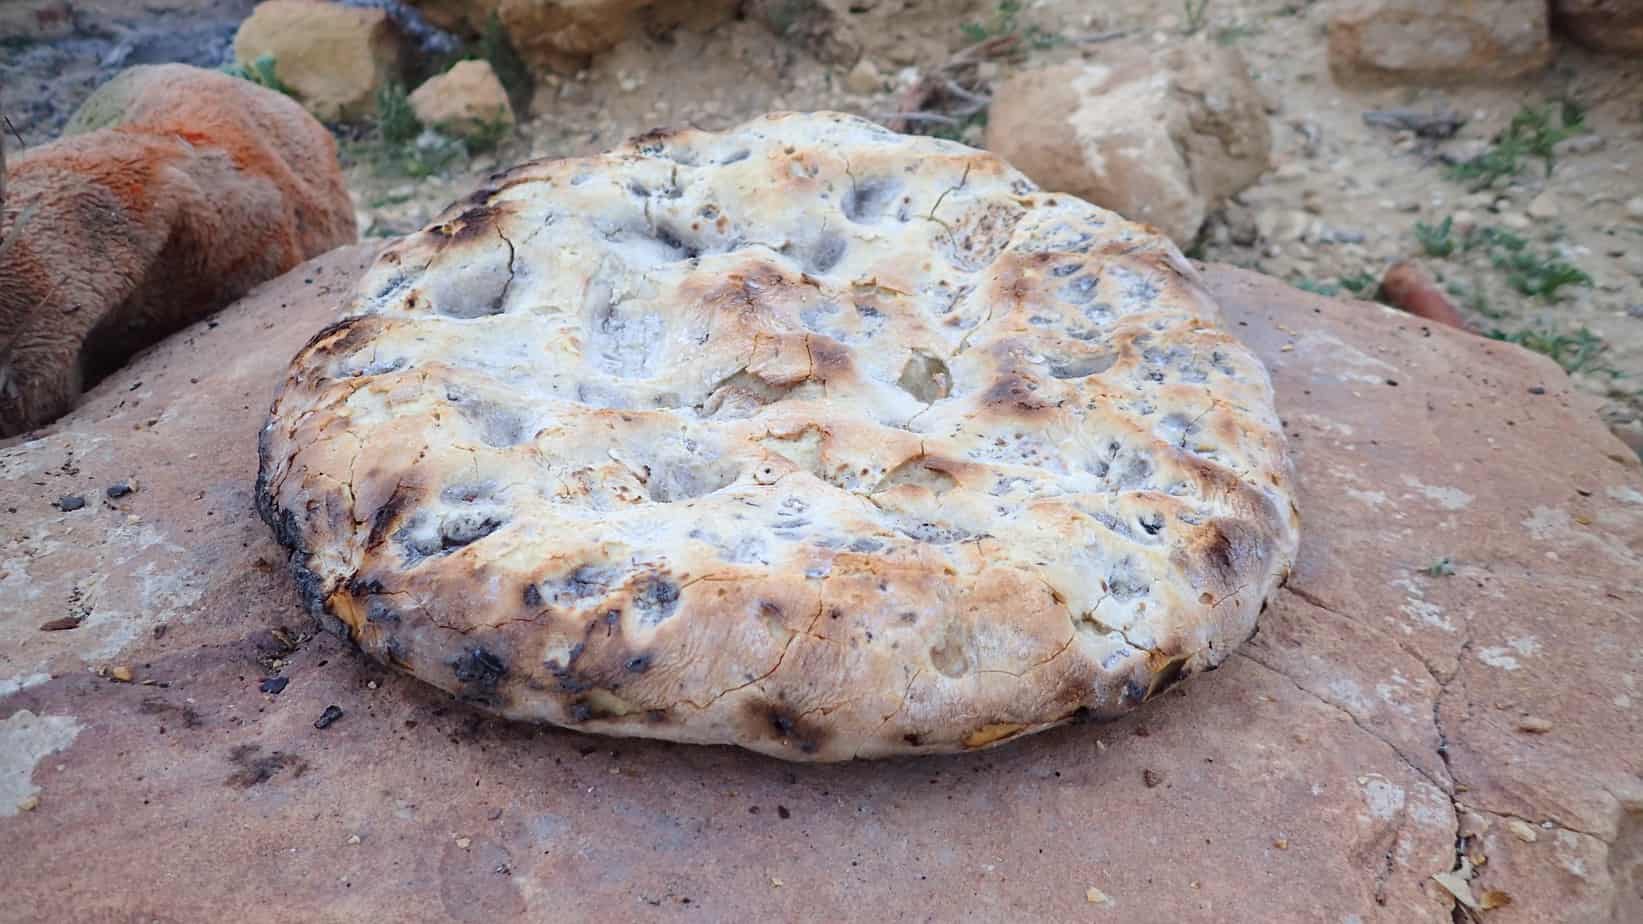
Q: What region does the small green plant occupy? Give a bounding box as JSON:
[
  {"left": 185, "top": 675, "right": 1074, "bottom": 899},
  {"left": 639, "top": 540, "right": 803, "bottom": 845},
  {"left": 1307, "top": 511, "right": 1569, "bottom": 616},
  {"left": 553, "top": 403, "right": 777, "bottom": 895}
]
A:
[
  {"left": 1293, "top": 277, "right": 1340, "bottom": 297},
  {"left": 1214, "top": 23, "right": 1259, "bottom": 45},
  {"left": 465, "top": 117, "right": 513, "bottom": 155},
  {"left": 1447, "top": 101, "right": 1586, "bottom": 187},
  {"left": 1292, "top": 272, "right": 1380, "bottom": 299},
  {"left": 1489, "top": 326, "right": 1617, "bottom": 377},
  {"left": 222, "top": 54, "right": 294, "bottom": 97},
  {"left": 1414, "top": 217, "right": 1456, "bottom": 258},
  {"left": 1463, "top": 225, "right": 1527, "bottom": 254},
  {"left": 1423, "top": 557, "right": 1456, "bottom": 577},
  {"left": 1338, "top": 272, "right": 1379, "bottom": 297},
  {"left": 1493, "top": 249, "right": 1593, "bottom": 299},
  {"left": 376, "top": 82, "right": 420, "bottom": 146},
  {"left": 959, "top": 1, "right": 1060, "bottom": 48}
]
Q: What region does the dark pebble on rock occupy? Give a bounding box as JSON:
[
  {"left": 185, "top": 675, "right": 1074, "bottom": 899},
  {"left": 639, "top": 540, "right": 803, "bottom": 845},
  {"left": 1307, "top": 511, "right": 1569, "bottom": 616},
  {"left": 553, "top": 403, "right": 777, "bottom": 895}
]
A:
[
  {"left": 260, "top": 676, "right": 290, "bottom": 695},
  {"left": 106, "top": 483, "right": 134, "bottom": 499},
  {"left": 314, "top": 705, "right": 344, "bottom": 729},
  {"left": 56, "top": 495, "right": 86, "bottom": 512}
]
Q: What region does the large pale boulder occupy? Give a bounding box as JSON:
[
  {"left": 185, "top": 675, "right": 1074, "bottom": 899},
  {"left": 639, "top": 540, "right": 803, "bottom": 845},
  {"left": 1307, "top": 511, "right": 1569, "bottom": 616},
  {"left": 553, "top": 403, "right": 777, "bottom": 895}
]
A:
[
  {"left": 3, "top": 241, "right": 1640, "bottom": 921},
  {"left": 985, "top": 43, "right": 1272, "bottom": 246},
  {"left": 233, "top": 0, "right": 406, "bottom": 121},
  {"left": 1554, "top": 0, "right": 1643, "bottom": 52},
  {"left": 408, "top": 59, "right": 515, "bottom": 136},
  {"left": 1329, "top": 0, "right": 1552, "bottom": 86}
]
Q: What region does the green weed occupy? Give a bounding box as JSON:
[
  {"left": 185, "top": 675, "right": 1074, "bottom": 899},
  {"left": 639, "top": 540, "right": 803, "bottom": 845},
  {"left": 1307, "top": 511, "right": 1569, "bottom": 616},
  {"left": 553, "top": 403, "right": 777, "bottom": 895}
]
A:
[
  {"left": 1423, "top": 557, "right": 1456, "bottom": 577},
  {"left": 1414, "top": 217, "right": 1456, "bottom": 258},
  {"left": 1488, "top": 327, "right": 1617, "bottom": 377},
  {"left": 222, "top": 54, "right": 294, "bottom": 97},
  {"left": 1447, "top": 101, "right": 1586, "bottom": 187},
  {"left": 1493, "top": 249, "right": 1593, "bottom": 299},
  {"left": 1338, "top": 272, "right": 1379, "bottom": 297},
  {"left": 376, "top": 82, "right": 420, "bottom": 146},
  {"left": 960, "top": 1, "right": 1060, "bottom": 48}
]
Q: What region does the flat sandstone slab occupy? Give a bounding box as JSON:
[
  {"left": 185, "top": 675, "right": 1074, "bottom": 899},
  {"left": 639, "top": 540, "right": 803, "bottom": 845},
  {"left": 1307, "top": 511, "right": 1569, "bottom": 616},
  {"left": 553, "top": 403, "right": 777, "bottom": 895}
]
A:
[{"left": 2, "top": 245, "right": 1640, "bottom": 922}]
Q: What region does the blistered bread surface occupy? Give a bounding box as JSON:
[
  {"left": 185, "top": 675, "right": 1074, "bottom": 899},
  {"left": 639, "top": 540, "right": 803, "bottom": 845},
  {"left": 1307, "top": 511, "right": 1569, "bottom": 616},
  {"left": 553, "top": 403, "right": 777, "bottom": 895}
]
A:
[{"left": 257, "top": 112, "right": 1300, "bottom": 760}]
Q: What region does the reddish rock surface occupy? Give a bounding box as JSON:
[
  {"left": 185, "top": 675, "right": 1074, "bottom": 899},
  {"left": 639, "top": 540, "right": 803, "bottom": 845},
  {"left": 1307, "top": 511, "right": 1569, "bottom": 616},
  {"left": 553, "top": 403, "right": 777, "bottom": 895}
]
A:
[{"left": 2, "top": 246, "right": 1639, "bottom": 922}]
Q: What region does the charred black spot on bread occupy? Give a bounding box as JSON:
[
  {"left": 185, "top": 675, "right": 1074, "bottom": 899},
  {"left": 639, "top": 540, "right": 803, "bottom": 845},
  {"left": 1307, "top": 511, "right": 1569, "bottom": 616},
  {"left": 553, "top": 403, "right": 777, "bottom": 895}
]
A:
[
  {"left": 632, "top": 577, "right": 681, "bottom": 627},
  {"left": 366, "top": 488, "right": 413, "bottom": 550},
  {"left": 364, "top": 597, "right": 399, "bottom": 624},
  {"left": 629, "top": 127, "right": 677, "bottom": 154},
  {"left": 985, "top": 374, "right": 1052, "bottom": 413},
  {"left": 438, "top": 512, "right": 503, "bottom": 551},
  {"left": 1122, "top": 679, "right": 1147, "bottom": 705},
  {"left": 294, "top": 316, "right": 372, "bottom": 361},
  {"left": 523, "top": 583, "right": 543, "bottom": 608},
  {"left": 440, "top": 206, "right": 501, "bottom": 244},
  {"left": 751, "top": 701, "right": 829, "bottom": 755},
  {"left": 624, "top": 655, "right": 652, "bottom": 673},
  {"left": 450, "top": 646, "right": 507, "bottom": 701}
]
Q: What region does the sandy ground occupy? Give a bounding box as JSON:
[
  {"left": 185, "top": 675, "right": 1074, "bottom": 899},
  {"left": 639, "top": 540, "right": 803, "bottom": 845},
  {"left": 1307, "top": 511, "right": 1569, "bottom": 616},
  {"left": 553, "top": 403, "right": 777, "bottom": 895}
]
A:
[{"left": 5, "top": 0, "right": 1642, "bottom": 451}]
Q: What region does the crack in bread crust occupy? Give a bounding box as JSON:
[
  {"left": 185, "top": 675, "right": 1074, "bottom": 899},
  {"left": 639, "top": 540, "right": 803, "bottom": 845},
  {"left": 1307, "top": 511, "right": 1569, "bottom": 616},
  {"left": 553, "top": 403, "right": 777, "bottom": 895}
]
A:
[{"left": 256, "top": 112, "right": 1300, "bottom": 761}]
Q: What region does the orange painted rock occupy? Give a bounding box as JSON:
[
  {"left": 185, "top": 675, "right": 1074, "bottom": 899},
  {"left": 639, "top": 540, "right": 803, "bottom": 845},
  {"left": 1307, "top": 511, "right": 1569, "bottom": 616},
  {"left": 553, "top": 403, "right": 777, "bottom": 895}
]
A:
[{"left": 0, "top": 64, "right": 355, "bottom": 439}]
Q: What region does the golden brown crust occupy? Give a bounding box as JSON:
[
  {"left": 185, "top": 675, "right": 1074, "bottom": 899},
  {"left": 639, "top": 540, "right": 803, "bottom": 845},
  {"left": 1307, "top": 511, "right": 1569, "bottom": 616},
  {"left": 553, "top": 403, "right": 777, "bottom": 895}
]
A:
[{"left": 257, "top": 112, "right": 1299, "bottom": 760}]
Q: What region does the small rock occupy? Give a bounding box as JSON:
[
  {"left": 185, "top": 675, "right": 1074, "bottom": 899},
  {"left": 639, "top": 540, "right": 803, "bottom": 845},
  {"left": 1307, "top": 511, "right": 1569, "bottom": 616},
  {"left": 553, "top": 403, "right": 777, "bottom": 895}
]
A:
[
  {"left": 1439, "top": 138, "right": 1492, "bottom": 166},
  {"left": 314, "top": 704, "right": 344, "bottom": 729},
  {"left": 260, "top": 676, "right": 290, "bottom": 695},
  {"left": 1272, "top": 162, "right": 1307, "bottom": 182},
  {"left": 1085, "top": 886, "right": 1110, "bottom": 904},
  {"left": 844, "top": 58, "right": 882, "bottom": 95},
  {"left": 109, "top": 666, "right": 134, "bottom": 683},
  {"left": 1553, "top": 133, "right": 1604, "bottom": 156},
  {"left": 104, "top": 481, "right": 135, "bottom": 499},
  {"left": 55, "top": 495, "right": 86, "bottom": 512},
  {"left": 17, "top": 794, "right": 40, "bottom": 812},
  {"left": 233, "top": 0, "right": 406, "bottom": 122},
  {"left": 1273, "top": 836, "right": 1289, "bottom": 849},
  {"left": 346, "top": 833, "right": 362, "bottom": 845},
  {"left": 1517, "top": 715, "right": 1554, "bottom": 733},
  {"left": 986, "top": 43, "right": 1271, "bottom": 245},
  {"left": 1142, "top": 768, "right": 1163, "bottom": 788},
  {"left": 409, "top": 60, "right": 515, "bottom": 139},
  {"left": 1526, "top": 192, "right": 1558, "bottom": 220},
  {"left": 39, "top": 616, "right": 83, "bottom": 632},
  {"left": 1506, "top": 818, "right": 1539, "bottom": 842},
  {"left": 455, "top": 836, "right": 472, "bottom": 849},
  {"left": 1626, "top": 196, "right": 1643, "bottom": 220}
]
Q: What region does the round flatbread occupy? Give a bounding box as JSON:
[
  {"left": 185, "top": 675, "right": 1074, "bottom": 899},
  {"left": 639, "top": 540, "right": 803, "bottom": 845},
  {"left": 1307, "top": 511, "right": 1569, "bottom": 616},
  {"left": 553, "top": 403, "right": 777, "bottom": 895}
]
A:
[{"left": 257, "top": 112, "right": 1299, "bottom": 760}]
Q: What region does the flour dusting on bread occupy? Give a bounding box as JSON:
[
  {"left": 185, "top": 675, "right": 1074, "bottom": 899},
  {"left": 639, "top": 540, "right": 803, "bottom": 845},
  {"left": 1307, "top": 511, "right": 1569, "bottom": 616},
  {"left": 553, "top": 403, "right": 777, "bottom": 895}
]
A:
[{"left": 258, "top": 112, "right": 1299, "bottom": 760}]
